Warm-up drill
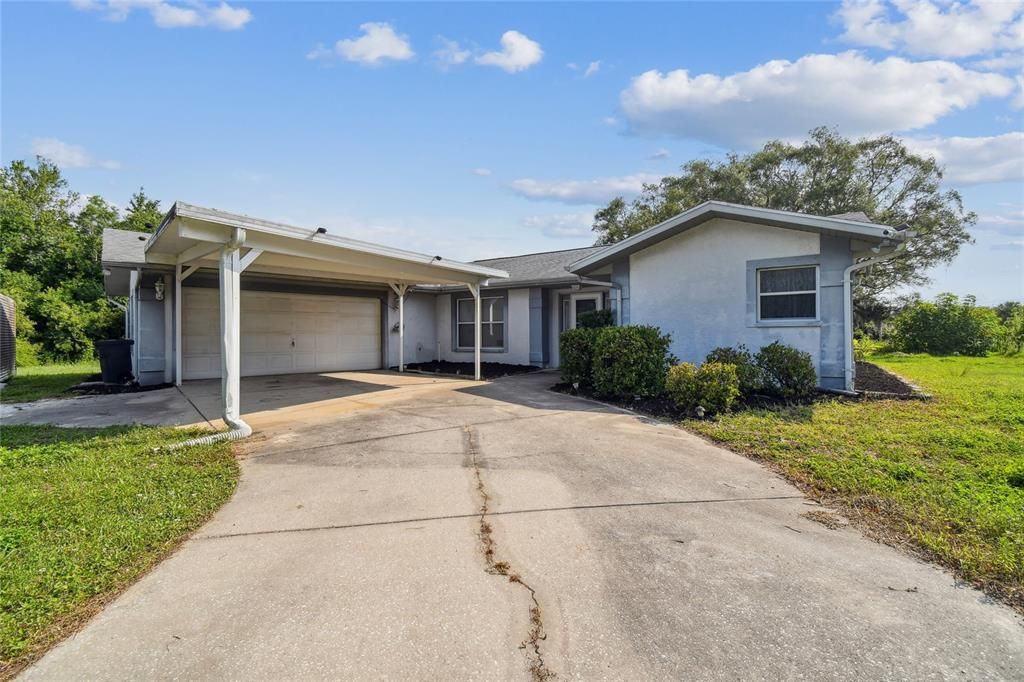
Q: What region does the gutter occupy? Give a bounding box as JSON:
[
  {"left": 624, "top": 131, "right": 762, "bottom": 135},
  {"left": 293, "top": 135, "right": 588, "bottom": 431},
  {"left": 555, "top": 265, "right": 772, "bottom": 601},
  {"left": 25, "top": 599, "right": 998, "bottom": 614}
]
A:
[{"left": 842, "top": 239, "right": 910, "bottom": 391}]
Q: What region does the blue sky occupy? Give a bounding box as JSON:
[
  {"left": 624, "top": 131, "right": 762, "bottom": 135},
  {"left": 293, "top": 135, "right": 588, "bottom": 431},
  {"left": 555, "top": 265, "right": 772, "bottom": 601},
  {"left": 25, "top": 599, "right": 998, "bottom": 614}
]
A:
[{"left": 2, "top": 1, "right": 1022, "bottom": 303}]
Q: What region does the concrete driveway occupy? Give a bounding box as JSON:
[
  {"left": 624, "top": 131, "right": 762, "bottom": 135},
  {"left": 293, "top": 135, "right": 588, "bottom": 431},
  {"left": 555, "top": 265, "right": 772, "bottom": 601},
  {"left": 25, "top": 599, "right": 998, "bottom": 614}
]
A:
[{"left": 22, "top": 371, "right": 1024, "bottom": 680}]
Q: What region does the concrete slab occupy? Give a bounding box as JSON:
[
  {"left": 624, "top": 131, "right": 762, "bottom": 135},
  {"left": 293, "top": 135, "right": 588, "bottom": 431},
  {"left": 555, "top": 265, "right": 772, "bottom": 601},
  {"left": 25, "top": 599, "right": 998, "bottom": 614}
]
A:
[{"left": 22, "top": 371, "right": 1024, "bottom": 680}]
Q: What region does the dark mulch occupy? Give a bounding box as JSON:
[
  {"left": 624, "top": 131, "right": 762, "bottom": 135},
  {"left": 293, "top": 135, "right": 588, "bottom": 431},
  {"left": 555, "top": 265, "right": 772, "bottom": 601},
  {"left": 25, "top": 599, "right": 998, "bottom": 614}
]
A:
[
  {"left": 400, "top": 361, "right": 540, "bottom": 380},
  {"left": 69, "top": 377, "right": 172, "bottom": 396},
  {"left": 855, "top": 361, "right": 924, "bottom": 397}
]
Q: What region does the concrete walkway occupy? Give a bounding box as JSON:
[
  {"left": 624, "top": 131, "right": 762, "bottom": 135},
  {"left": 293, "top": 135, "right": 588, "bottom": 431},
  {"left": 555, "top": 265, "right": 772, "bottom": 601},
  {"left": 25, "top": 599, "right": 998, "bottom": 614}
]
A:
[{"left": 21, "top": 371, "right": 1024, "bottom": 680}]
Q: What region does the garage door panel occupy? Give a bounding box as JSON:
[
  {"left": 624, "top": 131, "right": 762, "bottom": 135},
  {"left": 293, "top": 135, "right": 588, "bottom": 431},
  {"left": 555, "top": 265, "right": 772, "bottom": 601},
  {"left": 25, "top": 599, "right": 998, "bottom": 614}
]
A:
[{"left": 181, "top": 288, "right": 381, "bottom": 380}]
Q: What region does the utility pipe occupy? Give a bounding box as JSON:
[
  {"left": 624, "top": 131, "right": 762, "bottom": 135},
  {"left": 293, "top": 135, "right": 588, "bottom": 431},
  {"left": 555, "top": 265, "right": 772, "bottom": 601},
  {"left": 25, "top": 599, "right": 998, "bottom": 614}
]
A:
[{"left": 842, "top": 241, "right": 907, "bottom": 391}]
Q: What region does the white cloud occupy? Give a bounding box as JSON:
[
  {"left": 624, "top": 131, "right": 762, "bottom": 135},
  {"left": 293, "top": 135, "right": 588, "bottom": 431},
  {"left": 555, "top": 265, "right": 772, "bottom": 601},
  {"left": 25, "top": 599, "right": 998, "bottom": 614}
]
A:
[
  {"left": 973, "top": 52, "right": 1024, "bottom": 71},
  {"left": 509, "top": 173, "right": 660, "bottom": 205},
  {"left": 31, "top": 138, "right": 120, "bottom": 170},
  {"left": 472, "top": 168, "right": 493, "bottom": 176},
  {"left": 566, "top": 62, "right": 578, "bottom": 70},
  {"left": 905, "top": 132, "right": 1024, "bottom": 184},
  {"left": 620, "top": 51, "right": 1014, "bottom": 146},
  {"left": 524, "top": 212, "right": 594, "bottom": 238},
  {"left": 584, "top": 61, "right": 601, "bottom": 77},
  {"left": 649, "top": 148, "right": 671, "bottom": 160},
  {"left": 310, "top": 22, "right": 415, "bottom": 65},
  {"left": 434, "top": 37, "right": 470, "bottom": 68},
  {"left": 602, "top": 116, "right": 619, "bottom": 126},
  {"left": 976, "top": 205, "right": 1024, "bottom": 237},
  {"left": 476, "top": 30, "right": 543, "bottom": 73},
  {"left": 72, "top": 0, "right": 251, "bottom": 30},
  {"left": 836, "top": 0, "right": 1023, "bottom": 59}
]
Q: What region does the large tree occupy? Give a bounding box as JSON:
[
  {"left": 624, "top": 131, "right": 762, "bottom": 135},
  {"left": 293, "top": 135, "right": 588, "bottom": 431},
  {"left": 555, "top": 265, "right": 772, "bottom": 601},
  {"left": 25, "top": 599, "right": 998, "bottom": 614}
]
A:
[
  {"left": 592, "top": 128, "right": 975, "bottom": 306},
  {"left": 117, "top": 188, "right": 162, "bottom": 233}
]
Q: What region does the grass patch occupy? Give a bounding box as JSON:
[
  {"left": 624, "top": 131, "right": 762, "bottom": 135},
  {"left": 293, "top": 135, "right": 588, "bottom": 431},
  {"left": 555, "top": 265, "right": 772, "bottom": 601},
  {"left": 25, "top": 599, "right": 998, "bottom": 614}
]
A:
[
  {"left": 0, "top": 425, "right": 238, "bottom": 675},
  {"left": 685, "top": 353, "right": 1024, "bottom": 610},
  {"left": 0, "top": 362, "right": 100, "bottom": 403}
]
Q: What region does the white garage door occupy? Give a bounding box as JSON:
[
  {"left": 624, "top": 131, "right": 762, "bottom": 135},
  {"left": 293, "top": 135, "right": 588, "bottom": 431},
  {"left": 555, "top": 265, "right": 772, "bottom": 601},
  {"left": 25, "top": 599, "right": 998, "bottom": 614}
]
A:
[{"left": 181, "top": 288, "right": 382, "bottom": 380}]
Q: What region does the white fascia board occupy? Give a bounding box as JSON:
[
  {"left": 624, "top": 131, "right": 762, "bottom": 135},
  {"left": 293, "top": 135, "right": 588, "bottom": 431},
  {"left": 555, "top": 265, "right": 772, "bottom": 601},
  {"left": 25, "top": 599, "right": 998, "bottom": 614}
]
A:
[
  {"left": 568, "top": 201, "right": 904, "bottom": 273},
  {"left": 148, "top": 201, "right": 507, "bottom": 282}
]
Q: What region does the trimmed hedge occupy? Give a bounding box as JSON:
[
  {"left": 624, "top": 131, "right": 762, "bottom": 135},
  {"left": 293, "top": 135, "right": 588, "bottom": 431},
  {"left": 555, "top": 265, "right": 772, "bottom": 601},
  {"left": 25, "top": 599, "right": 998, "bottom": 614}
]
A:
[
  {"left": 665, "top": 361, "right": 739, "bottom": 415},
  {"left": 576, "top": 308, "right": 613, "bottom": 329},
  {"left": 559, "top": 327, "right": 598, "bottom": 388},
  {"left": 754, "top": 341, "right": 817, "bottom": 400},
  {"left": 704, "top": 345, "right": 761, "bottom": 395},
  {"left": 591, "top": 325, "right": 674, "bottom": 399}
]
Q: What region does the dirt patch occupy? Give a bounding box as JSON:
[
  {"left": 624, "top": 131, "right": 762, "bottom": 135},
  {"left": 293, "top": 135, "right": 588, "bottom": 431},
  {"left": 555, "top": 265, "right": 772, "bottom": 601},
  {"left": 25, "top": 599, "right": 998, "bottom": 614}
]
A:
[
  {"left": 854, "top": 362, "right": 926, "bottom": 398},
  {"left": 402, "top": 361, "right": 540, "bottom": 380},
  {"left": 801, "top": 509, "right": 848, "bottom": 530}
]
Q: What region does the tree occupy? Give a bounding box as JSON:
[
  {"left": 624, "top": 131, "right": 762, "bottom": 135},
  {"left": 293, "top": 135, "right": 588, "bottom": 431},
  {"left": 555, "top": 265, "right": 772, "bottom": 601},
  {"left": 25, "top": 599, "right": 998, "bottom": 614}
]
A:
[
  {"left": 117, "top": 188, "right": 162, "bottom": 233},
  {"left": 889, "top": 294, "right": 1003, "bottom": 356},
  {"left": 592, "top": 128, "right": 975, "bottom": 304},
  {"left": 994, "top": 301, "right": 1022, "bottom": 325}
]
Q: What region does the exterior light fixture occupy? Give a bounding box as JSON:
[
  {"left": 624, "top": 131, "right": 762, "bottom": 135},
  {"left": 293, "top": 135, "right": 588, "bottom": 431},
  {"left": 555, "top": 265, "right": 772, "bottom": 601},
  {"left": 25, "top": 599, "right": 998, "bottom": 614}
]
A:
[{"left": 154, "top": 280, "right": 165, "bottom": 301}]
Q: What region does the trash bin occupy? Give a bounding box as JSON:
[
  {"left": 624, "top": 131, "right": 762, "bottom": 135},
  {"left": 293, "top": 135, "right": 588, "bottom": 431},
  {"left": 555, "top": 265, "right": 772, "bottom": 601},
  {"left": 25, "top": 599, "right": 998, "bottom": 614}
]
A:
[{"left": 96, "top": 339, "right": 134, "bottom": 384}]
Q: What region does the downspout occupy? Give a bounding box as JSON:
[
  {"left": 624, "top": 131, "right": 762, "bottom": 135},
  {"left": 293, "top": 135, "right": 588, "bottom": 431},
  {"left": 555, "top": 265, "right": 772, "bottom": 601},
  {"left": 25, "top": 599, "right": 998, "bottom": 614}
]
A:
[
  {"left": 165, "top": 227, "right": 253, "bottom": 450},
  {"left": 842, "top": 241, "right": 908, "bottom": 392}
]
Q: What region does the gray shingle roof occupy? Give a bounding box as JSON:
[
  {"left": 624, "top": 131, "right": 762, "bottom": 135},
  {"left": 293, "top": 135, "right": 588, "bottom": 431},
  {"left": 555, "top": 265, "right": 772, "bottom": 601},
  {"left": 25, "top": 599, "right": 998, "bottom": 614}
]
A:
[
  {"left": 102, "top": 228, "right": 149, "bottom": 265},
  {"left": 829, "top": 211, "right": 873, "bottom": 223},
  {"left": 473, "top": 245, "right": 607, "bottom": 285}
]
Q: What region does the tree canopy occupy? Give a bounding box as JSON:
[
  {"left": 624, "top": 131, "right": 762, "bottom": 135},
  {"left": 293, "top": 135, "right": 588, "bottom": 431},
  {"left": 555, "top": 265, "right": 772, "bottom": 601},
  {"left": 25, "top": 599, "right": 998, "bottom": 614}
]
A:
[
  {"left": 0, "top": 158, "right": 162, "bottom": 362},
  {"left": 592, "top": 128, "right": 975, "bottom": 304}
]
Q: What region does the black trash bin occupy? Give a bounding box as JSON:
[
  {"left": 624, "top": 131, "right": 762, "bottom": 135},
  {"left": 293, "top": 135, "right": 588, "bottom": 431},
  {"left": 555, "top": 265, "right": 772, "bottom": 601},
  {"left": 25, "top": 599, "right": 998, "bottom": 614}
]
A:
[{"left": 96, "top": 339, "right": 134, "bottom": 384}]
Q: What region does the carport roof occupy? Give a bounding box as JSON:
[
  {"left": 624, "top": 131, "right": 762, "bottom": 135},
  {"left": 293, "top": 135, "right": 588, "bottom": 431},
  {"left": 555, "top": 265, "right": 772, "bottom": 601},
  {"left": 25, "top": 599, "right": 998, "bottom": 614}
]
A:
[{"left": 124, "top": 201, "right": 507, "bottom": 286}]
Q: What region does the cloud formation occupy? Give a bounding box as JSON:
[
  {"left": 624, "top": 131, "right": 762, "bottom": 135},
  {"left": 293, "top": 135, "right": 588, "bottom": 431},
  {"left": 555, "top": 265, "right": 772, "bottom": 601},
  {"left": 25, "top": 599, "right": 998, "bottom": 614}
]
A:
[
  {"left": 476, "top": 31, "right": 543, "bottom": 73},
  {"left": 620, "top": 51, "right": 1014, "bottom": 146},
  {"left": 905, "top": 132, "right": 1024, "bottom": 185},
  {"left": 31, "top": 138, "right": 120, "bottom": 170},
  {"left": 509, "top": 173, "right": 659, "bottom": 205},
  {"left": 71, "top": 0, "right": 251, "bottom": 30},
  {"left": 836, "top": 0, "right": 1023, "bottom": 59},
  {"left": 434, "top": 37, "right": 470, "bottom": 68},
  {"left": 309, "top": 22, "right": 415, "bottom": 65}
]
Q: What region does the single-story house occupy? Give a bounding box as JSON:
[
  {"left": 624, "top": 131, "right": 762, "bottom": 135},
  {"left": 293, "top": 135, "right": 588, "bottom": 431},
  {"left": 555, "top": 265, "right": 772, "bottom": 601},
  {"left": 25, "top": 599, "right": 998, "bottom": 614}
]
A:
[{"left": 103, "top": 200, "right": 907, "bottom": 430}]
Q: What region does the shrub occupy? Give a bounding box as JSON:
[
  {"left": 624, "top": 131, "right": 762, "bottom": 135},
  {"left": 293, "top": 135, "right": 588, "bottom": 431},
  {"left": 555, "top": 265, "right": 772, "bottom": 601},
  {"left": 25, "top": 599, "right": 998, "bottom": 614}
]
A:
[
  {"left": 666, "top": 361, "right": 739, "bottom": 415},
  {"left": 704, "top": 345, "right": 761, "bottom": 395},
  {"left": 559, "top": 328, "right": 598, "bottom": 388},
  {"left": 15, "top": 338, "right": 41, "bottom": 367},
  {"left": 1002, "top": 307, "right": 1024, "bottom": 355},
  {"left": 576, "top": 308, "right": 613, "bottom": 329},
  {"left": 34, "top": 288, "right": 93, "bottom": 361},
  {"left": 754, "top": 341, "right": 817, "bottom": 400},
  {"left": 889, "top": 293, "right": 1004, "bottom": 356},
  {"left": 591, "top": 325, "right": 674, "bottom": 399}
]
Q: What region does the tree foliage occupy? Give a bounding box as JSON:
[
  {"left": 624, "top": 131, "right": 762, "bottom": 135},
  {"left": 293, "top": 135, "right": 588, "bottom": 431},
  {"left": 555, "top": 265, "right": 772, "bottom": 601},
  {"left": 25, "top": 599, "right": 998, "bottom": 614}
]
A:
[
  {"left": 0, "top": 158, "right": 161, "bottom": 362},
  {"left": 889, "top": 294, "right": 1004, "bottom": 356},
  {"left": 592, "top": 127, "right": 975, "bottom": 304}
]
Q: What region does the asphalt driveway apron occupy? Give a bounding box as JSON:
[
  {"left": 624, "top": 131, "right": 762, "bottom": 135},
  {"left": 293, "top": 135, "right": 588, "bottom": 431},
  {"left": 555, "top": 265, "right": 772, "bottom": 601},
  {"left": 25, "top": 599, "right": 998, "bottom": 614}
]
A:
[{"left": 23, "top": 372, "right": 1024, "bottom": 680}]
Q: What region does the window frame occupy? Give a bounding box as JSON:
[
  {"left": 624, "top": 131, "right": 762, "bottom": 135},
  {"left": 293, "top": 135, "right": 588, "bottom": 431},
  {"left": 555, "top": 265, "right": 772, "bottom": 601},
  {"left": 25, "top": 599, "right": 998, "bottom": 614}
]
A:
[
  {"left": 455, "top": 294, "right": 507, "bottom": 351},
  {"left": 756, "top": 265, "right": 820, "bottom": 323}
]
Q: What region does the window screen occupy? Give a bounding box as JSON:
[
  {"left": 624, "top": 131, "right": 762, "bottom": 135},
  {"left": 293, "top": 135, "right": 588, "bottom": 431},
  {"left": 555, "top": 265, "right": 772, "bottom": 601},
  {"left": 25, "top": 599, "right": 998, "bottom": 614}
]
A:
[
  {"left": 758, "top": 266, "right": 817, "bottom": 320},
  {"left": 456, "top": 295, "right": 505, "bottom": 349}
]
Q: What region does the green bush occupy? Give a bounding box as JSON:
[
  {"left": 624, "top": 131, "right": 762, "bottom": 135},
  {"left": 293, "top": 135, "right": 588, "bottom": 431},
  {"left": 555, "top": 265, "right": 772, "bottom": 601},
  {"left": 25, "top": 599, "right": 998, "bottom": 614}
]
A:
[
  {"left": 559, "top": 327, "right": 598, "bottom": 388},
  {"left": 704, "top": 345, "right": 761, "bottom": 395},
  {"left": 889, "top": 293, "right": 1004, "bottom": 356},
  {"left": 754, "top": 341, "right": 817, "bottom": 400},
  {"left": 576, "top": 308, "right": 613, "bottom": 329},
  {"left": 34, "top": 289, "right": 93, "bottom": 361},
  {"left": 14, "top": 338, "right": 40, "bottom": 367},
  {"left": 666, "top": 361, "right": 739, "bottom": 415},
  {"left": 1002, "top": 307, "right": 1024, "bottom": 355},
  {"left": 591, "top": 325, "right": 675, "bottom": 399}
]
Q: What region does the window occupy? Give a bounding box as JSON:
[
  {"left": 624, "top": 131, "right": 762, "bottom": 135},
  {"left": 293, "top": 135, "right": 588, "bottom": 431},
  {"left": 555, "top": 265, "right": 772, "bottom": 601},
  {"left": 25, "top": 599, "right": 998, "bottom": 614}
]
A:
[
  {"left": 758, "top": 266, "right": 818, "bottom": 320},
  {"left": 456, "top": 295, "right": 505, "bottom": 349}
]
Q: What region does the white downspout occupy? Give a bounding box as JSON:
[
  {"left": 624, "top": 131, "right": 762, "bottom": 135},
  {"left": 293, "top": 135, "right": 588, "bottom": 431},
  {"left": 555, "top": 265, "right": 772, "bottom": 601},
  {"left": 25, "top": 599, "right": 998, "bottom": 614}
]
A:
[{"left": 842, "top": 241, "right": 907, "bottom": 391}]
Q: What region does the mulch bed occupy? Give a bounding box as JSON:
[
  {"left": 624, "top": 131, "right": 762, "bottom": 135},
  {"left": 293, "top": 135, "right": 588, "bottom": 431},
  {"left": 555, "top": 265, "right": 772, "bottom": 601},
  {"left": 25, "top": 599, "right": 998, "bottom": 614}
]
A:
[
  {"left": 854, "top": 361, "right": 929, "bottom": 399},
  {"left": 400, "top": 361, "right": 540, "bottom": 380}
]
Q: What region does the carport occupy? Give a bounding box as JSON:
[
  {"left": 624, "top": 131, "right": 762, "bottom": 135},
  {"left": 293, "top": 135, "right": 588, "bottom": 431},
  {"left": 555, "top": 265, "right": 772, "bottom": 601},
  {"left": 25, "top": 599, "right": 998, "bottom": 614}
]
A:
[{"left": 142, "top": 202, "right": 507, "bottom": 434}]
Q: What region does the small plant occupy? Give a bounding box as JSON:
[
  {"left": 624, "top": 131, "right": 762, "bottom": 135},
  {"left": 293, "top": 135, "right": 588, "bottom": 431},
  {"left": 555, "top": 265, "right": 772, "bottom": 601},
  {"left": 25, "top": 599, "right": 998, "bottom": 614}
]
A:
[
  {"left": 559, "top": 327, "right": 597, "bottom": 389},
  {"left": 704, "top": 345, "right": 761, "bottom": 395},
  {"left": 754, "top": 341, "right": 817, "bottom": 400},
  {"left": 666, "top": 361, "right": 739, "bottom": 416},
  {"left": 576, "top": 308, "right": 613, "bottom": 329},
  {"left": 591, "top": 325, "right": 675, "bottom": 399}
]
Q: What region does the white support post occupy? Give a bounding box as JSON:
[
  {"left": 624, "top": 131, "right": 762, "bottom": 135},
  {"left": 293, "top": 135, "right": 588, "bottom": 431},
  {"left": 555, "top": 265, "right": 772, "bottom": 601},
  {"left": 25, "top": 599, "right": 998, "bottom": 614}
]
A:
[
  {"left": 174, "top": 264, "right": 183, "bottom": 386},
  {"left": 467, "top": 282, "right": 481, "bottom": 381},
  {"left": 219, "top": 244, "right": 243, "bottom": 425},
  {"left": 389, "top": 283, "right": 409, "bottom": 372},
  {"left": 163, "top": 274, "right": 172, "bottom": 384}
]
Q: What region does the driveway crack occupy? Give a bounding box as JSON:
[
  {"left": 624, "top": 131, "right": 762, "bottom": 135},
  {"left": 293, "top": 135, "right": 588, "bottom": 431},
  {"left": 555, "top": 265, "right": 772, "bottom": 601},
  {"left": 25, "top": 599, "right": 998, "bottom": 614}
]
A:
[{"left": 463, "top": 425, "right": 556, "bottom": 681}]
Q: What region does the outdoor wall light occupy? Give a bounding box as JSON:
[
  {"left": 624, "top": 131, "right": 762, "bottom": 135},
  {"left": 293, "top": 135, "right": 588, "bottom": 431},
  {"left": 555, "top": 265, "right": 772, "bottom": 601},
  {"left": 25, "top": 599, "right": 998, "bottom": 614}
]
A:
[{"left": 154, "top": 280, "right": 165, "bottom": 301}]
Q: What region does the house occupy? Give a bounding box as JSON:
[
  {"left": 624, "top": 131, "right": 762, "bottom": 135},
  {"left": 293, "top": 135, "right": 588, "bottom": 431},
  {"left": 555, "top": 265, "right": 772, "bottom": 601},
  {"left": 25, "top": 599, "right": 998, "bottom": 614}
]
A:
[{"left": 102, "top": 200, "right": 906, "bottom": 429}]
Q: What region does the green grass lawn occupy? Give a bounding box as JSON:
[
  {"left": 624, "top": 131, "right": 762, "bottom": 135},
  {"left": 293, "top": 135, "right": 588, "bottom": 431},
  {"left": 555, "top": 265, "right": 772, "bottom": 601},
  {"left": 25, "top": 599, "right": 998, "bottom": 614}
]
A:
[
  {"left": 0, "top": 425, "right": 237, "bottom": 675},
  {"left": 0, "top": 362, "right": 101, "bottom": 403},
  {"left": 686, "top": 353, "right": 1024, "bottom": 610}
]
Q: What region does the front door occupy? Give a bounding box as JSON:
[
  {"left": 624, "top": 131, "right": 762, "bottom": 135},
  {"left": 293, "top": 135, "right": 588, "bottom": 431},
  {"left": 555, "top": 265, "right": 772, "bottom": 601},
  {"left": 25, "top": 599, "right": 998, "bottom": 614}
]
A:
[{"left": 569, "top": 293, "right": 602, "bottom": 329}]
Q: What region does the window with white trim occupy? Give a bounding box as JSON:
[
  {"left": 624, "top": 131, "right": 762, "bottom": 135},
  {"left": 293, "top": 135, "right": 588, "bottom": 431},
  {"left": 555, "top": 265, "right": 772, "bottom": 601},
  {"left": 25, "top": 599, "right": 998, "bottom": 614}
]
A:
[
  {"left": 456, "top": 295, "right": 505, "bottom": 350},
  {"left": 757, "top": 266, "right": 818, "bottom": 320}
]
